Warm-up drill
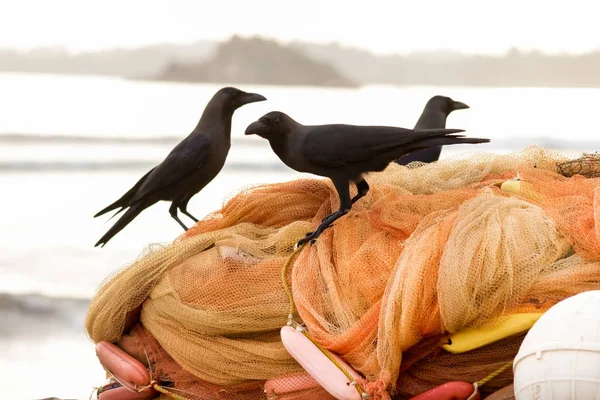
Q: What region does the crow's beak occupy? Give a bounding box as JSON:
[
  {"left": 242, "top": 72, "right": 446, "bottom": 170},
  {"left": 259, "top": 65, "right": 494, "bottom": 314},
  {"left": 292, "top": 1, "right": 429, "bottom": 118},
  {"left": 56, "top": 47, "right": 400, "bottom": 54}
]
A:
[
  {"left": 245, "top": 120, "right": 269, "bottom": 136},
  {"left": 452, "top": 101, "right": 470, "bottom": 111},
  {"left": 241, "top": 92, "right": 267, "bottom": 105}
]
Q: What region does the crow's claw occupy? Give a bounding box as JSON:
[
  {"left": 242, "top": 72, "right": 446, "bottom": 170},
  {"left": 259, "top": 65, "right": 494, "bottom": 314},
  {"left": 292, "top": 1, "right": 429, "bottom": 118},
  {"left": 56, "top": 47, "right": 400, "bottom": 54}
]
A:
[{"left": 297, "top": 221, "right": 335, "bottom": 247}]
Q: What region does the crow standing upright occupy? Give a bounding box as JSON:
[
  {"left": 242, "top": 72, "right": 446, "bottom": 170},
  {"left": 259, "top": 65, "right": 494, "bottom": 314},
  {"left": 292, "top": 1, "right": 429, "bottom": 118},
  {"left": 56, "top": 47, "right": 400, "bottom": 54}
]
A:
[
  {"left": 396, "top": 95, "right": 470, "bottom": 165},
  {"left": 245, "top": 111, "right": 489, "bottom": 245},
  {"left": 93, "top": 87, "right": 266, "bottom": 247}
]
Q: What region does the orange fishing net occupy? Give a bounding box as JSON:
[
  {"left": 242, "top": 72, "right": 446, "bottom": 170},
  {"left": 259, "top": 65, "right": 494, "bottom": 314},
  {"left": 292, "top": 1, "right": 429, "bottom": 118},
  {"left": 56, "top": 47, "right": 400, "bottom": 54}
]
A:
[{"left": 85, "top": 146, "right": 600, "bottom": 399}]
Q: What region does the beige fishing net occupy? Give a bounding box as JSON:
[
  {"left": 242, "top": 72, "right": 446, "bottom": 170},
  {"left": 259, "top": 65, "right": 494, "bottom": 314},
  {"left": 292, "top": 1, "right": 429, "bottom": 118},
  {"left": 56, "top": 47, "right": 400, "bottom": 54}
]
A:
[{"left": 85, "top": 146, "right": 600, "bottom": 399}]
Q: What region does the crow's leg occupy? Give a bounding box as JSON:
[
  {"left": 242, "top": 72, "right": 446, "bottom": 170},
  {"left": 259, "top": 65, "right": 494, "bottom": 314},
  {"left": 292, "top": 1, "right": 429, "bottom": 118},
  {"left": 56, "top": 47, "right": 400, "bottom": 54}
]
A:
[
  {"left": 301, "top": 209, "right": 349, "bottom": 243},
  {"left": 320, "top": 210, "right": 338, "bottom": 223},
  {"left": 319, "top": 178, "right": 369, "bottom": 223},
  {"left": 299, "top": 178, "right": 351, "bottom": 246},
  {"left": 351, "top": 178, "right": 370, "bottom": 204},
  {"left": 169, "top": 202, "right": 189, "bottom": 231},
  {"left": 178, "top": 198, "right": 199, "bottom": 223}
]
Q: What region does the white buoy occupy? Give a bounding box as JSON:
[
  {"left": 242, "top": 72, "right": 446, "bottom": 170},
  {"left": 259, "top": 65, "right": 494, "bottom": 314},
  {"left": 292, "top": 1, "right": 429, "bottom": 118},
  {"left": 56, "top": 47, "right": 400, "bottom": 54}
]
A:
[{"left": 513, "top": 290, "right": 600, "bottom": 399}]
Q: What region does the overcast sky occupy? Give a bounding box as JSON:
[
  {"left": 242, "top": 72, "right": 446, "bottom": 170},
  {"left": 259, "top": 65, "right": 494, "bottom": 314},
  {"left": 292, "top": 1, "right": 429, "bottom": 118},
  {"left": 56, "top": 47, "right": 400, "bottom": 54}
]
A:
[{"left": 2, "top": 0, "right": 599, "bottom": 55}]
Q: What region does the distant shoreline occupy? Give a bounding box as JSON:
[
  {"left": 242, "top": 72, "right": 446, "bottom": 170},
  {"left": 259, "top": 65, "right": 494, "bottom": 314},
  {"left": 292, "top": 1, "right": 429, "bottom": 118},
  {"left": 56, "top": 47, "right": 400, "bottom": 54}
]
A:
[{"left": 4, "top": 36, "right": 600, "bottom": 88}]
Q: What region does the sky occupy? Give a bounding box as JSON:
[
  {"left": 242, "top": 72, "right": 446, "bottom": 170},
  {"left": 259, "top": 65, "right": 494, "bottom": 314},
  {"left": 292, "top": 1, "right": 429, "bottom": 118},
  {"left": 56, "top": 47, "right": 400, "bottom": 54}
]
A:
[{"left": 2, "top": 0, "right": 600, "bottom": 55}]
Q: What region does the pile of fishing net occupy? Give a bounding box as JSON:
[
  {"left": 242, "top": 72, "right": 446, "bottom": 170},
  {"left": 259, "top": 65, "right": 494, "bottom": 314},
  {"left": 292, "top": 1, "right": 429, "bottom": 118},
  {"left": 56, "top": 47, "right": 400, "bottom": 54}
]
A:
[{"left": 86, "top": 146, "right": 600, "bottom": 399}]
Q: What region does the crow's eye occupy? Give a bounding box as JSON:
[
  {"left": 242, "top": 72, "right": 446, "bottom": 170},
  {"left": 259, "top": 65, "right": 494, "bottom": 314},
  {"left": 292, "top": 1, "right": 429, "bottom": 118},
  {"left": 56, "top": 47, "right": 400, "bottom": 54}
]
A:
[{"left": 273, "top": 118, "right": 280, "bottom": 125}]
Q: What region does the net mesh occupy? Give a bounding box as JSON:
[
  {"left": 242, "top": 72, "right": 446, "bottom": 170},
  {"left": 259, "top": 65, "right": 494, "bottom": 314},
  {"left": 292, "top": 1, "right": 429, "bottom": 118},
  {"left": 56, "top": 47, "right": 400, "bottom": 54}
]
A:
[
  {"left": 557, "top": 151, "right": 600, "bottom": 178},
  {"left": 85, "top": 146, "right": 600, "bottom": 399}
]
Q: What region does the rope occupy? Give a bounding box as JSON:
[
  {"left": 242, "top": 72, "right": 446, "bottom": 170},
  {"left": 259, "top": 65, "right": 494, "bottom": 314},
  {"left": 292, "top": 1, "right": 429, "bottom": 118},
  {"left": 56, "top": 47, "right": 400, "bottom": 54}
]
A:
[
  {"left": 465, "top": 361, "right": 513, "bottom": 399},
  {"left": 281, "top": 241, "right": 368, "bottom": 399},
  {"left": 282, "top": 242, "right": 306, "bottom": 321},
  {"left": 153, "top": 381, "right": 191, "bottom": 400},
  {"left": 100, "top": 365, "right": 192, "bottom": 400},
  {"left": 476, "top": 361, "right": 512, "bottom": 387}
]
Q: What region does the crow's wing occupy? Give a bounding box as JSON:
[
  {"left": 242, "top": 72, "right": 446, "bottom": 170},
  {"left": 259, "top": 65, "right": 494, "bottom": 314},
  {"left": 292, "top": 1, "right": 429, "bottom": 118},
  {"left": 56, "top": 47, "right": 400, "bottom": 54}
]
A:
[
  {"left": 300, "top": 125, "right": 462, "bottom": 168},
  {"left": 396, "top": 147, "right": 442, "bottom": 165},
  {"left": 128, "top": 134, "right": 212, "bottom": 204}
]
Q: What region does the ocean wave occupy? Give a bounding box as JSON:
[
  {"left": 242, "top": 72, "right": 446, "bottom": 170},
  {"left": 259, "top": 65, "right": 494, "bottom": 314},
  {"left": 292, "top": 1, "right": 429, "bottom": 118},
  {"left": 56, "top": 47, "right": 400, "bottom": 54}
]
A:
[
  {"left": 0, "top": 132, "right": 597, "bottom": 150},
  {"left": 0, "top": 132, "right": 265, "bottom": 146},
  {"left": 0, "top": 292, "right": 90, "bottom": 336},
  {"left": 0, "top": 292, "right": 90, "bottom": 313},
  {"left": 0, "top": 160, "right": 291, "bottom": 172},
  {"left": 0, "top": 134, "right": 597, "bottom": 173}
]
